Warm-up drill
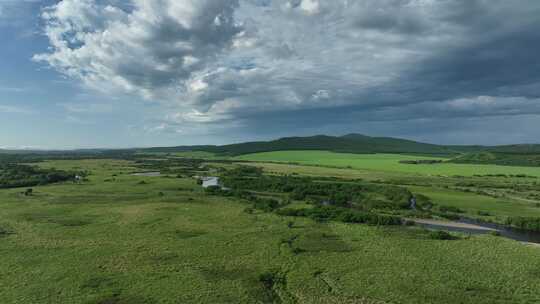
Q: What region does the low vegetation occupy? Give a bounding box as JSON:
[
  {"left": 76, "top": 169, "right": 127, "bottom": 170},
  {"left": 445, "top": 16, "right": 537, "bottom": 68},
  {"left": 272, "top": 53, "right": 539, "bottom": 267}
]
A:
[
  {"left": 277, "top": 206, "right": 402, "bottom": 225},
  {"left": 451, "top": 151, "right": 540, "bottom": 167},
  {"left": 505, "top": 217, "right": 540, "bottom": 232},
  {"left": 235, "top": 150, "right": 540, "bottom": 177},
  {"left": 0, "top": 163, "right": 79, "bottom": 189},
  {"left": 2, "top": 149, "right": 540, "bottom": 303}
]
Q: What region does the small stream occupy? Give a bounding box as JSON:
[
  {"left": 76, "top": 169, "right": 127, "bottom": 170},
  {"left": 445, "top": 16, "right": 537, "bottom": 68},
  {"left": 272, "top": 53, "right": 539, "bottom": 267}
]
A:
[{"left": 416, "top": 218, "right": 540, "bottom": 244}]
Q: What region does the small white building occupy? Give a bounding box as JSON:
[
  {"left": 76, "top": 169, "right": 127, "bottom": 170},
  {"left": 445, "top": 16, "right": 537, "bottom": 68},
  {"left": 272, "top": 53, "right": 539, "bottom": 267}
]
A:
[{"left": 201, "top": 176, "right": 220, "bottom": 188}]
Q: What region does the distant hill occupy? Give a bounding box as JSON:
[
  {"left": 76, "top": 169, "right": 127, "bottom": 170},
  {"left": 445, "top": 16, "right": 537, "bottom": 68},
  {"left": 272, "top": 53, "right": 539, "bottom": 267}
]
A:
[
  {"left": 136, "top": 134, "right": 540, "bottom": 167},
  {"left": 5, "top": 134, "right": 540, "bottom": 166},
  {"left": 139, "top": 134, "right": 471, "bottom": 156}
]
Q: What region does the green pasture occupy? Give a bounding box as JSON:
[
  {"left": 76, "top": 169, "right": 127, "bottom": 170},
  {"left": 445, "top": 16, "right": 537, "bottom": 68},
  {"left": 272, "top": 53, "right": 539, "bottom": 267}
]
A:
[
  {"left": 235, "top": 150, "right": 540, "bottom": 177},
  {"left": 410, "top": 186, "right": 540, "bottom": 219},
  {"left": 1, "top": 159, "right": 540, "bottom": 303}
]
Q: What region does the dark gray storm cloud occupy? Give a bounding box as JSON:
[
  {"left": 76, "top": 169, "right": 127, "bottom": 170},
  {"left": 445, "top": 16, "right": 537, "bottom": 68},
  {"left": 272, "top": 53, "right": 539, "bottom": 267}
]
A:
[{"left": 35, "top": 0, "right": 540, "bottom": 144}]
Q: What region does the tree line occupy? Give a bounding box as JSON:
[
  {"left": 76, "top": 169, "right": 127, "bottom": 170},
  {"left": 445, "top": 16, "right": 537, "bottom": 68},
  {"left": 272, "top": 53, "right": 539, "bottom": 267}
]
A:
[{"left": 0, "top": 164, "right": 77, "bottom": 189}]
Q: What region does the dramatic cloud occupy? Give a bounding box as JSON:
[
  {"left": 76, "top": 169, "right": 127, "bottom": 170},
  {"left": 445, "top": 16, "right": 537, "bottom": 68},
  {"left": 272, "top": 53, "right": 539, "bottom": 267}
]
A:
[
  {"left": 34, "top": 0, "right": 241, "bottom": 100},
  {"left": 35, "top": 0, "right": 540, "bottom": 141}
]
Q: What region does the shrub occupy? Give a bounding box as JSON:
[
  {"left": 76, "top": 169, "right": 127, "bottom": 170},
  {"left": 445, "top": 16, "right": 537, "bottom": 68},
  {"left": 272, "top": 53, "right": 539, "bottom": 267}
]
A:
[
  {"left": 436, "top": 212, "right": 461, "bottom": 221},
  {"left": 205, "top": 186, "right": 232, "bottom": 196},
  {"left": 505, "top": 217, "right": 540, "bottom": 232},
  {"left": 415, "top": 194, "right": 433, "bottom": 210},
  {"left": 252, "top": 198, "right": 281, "bottom": 212},
  {"left": 0, "top": 226, "right": 13, "bottom": 237},
  {"left": 428, "top": 230, "right": 455, "bottom": 240},
  {"left": 0, "top": 164, "right": 77, "bottom": 189},
  {"left": 291, "top": 247, "right": 305, "bottom": 254},
  {"left": 276, "top": 206, "right": 402, "bottom": 226},
  {"left": 439, "top": 205, "right": 465, "bottom": 213},
  {"left": 259, "top": 271, "right": 285, "bottom": 289},
  {"left": 490, "top": 230, "right": 502, "bottom": 236}
]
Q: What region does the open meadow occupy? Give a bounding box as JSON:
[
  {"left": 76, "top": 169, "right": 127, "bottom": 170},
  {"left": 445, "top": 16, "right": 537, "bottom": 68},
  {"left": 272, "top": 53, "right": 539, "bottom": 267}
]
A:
[
  {"left": 235, "top": 151, "right": 540, "bottom": 177},
  {"left": 1, "top": 158, "right": 540, "bottom": 303},
  {"left": 4, "top": 1, "right": 540, "bottom": 303}
]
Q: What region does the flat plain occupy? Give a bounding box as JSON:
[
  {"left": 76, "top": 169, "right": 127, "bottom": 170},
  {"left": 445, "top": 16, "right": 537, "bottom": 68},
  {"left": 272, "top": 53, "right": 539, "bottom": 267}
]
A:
[
  {"left": 1, "top": 158, "right": 540, "bottom": 303},
  {"left": 235, "top": 150, "right": 540, "bottom": 177}
]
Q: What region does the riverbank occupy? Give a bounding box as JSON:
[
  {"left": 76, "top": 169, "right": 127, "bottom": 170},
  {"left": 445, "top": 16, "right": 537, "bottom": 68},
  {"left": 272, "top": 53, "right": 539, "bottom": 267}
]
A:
[
  {"left": 409, "top": 217, "right": 540, "bottom": 244},
  {"left": 410, "top": 218, "right": 496, "bottom": 231}
]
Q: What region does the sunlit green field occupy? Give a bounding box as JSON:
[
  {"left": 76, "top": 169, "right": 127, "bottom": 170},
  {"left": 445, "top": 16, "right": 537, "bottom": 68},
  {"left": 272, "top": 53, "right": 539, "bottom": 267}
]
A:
[
  {"left": 243, "top": 161, "right": 540, "bottom": 221},
  {"left": 409, "top": 186, "right": 540, "bottom": 219},
  {"left": 236, "top": 150, "right": 540, "bottom": 177},
  {"left": 2, "top": 159, "right": 540, "bottom": 303}
]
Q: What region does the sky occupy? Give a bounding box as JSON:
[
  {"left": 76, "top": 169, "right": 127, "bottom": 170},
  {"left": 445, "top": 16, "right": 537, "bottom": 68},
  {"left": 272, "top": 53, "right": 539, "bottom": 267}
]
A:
[{"left": 1, "top": 0, "right": 540, "bottom": 149}]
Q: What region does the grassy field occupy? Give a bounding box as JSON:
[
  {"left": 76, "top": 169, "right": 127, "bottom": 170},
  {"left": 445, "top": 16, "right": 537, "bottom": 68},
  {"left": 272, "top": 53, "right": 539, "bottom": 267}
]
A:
[
  {"left": 1, "top": 159, "right": 540, "bottom": 303},
  {"left": 237, "top": 161, "right": 540, "bottom": 221},
  {"left": 409, "top": 186, "right": 540, "bottom": 219},
  {"left": 236, "top": 151, "right": 540, "bottom": 177}
]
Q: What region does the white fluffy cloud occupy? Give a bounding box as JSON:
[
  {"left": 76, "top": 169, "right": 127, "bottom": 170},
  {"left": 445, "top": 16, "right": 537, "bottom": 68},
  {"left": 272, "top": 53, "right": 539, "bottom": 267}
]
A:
[{"left": 34, "top": 0, "right": 241, "bottom": 100}]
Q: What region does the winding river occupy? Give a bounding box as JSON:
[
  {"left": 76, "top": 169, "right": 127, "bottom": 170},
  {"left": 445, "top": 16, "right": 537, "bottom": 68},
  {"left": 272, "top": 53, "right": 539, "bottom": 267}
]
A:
[{"left": 412, "top": 218, "right": 540, "bottom": 244}]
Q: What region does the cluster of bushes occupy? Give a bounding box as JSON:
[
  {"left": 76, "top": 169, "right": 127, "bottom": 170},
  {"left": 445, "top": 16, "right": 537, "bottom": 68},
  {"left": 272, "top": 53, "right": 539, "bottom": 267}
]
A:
[
  {"left": 477, "top": 210, "right": 491, "bottom": 216},
  {"left": 0, "top": 226, "right": 13, "bottom": 237},
  {"left": 251, "top": 197, "right": 284, "bottom": 212},
  {"left": 505, "top": 217, "right": 540, "bottom": 232},
  {"left": 473, "top": 173, "right": 536, "bottom": 179},
  {"left": 276, "top": 206, "right": 402, "bottom": 226},
  {"left": 451, "top": 152, "right": 540, "bottom": 167},
  {"left": 222, "top": 174, "right": 413, "bottom": 210},
  {"left": 433, "top": 212, "right": 461, "bottom": 221},
  {"left": 439, "top": 205, "right": 465, "bottom": 214},
  {"left": 224, "top": 165, "right": 263, "bottom": 177},
  {"left": 205, "top": 185, "right": 287, "bottom": 212},
  {"left": 0, "top": 164, "right": 77, "bottom": 189},
  {"left": 427, "top": 230, "right": 456, "bottom": 240}
]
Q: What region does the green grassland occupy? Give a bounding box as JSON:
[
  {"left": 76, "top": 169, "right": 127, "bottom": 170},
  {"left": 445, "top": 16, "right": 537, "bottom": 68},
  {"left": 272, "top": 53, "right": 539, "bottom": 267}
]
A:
[
  {"left": 235, "top": 150, "right": 540, "bottom": 177},
  {"left": 1, "top": 159, "right": 540, "bottom": 303},
  {"left": 409, "top": 186, "right": 540, "bottom": 219},
  {"left": 236, "top": 158, "right": 540, "bottom": 222}
]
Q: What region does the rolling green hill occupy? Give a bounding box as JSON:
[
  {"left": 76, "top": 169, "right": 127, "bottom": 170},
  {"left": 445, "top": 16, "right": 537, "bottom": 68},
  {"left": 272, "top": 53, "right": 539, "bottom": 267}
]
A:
[
  {"left": 5, "top": 134, "right": 540, "bottom": 167},
  {"left": 140, "top": 133, "right": 540, "bottom": 161},
  {"left": 141, "top": 134, "right": 464, "bottom": 156}
]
